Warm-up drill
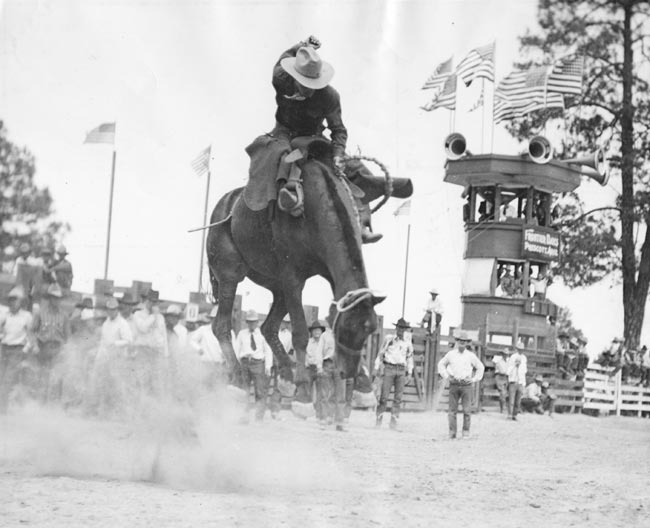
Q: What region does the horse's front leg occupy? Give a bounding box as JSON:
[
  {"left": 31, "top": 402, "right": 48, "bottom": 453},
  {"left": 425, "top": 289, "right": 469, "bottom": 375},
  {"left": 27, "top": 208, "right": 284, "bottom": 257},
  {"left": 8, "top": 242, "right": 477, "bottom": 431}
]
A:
[{"left": 281, "top": 277, "right": 311, "bottom": 403}]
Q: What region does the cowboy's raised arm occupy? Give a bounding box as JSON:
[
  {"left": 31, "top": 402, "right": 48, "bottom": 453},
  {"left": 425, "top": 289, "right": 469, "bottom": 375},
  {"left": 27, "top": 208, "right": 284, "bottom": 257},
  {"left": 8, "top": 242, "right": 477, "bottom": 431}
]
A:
[{"left": 272, "top": 37, "right": 320, "bottom": 94}]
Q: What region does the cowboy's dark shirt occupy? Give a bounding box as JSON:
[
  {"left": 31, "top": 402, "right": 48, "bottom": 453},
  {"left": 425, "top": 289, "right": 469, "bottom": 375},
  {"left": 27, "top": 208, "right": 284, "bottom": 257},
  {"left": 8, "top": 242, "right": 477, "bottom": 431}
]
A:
[{"left": 272, "top": 43, "right": 348, "bottom": 157}]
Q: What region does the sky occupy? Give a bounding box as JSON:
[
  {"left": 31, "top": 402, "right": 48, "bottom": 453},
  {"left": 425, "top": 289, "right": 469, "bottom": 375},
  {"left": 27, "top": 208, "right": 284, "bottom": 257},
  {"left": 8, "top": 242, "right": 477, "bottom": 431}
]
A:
[{"left": 0, "top": 0, "right": 638, "bottom": 354}]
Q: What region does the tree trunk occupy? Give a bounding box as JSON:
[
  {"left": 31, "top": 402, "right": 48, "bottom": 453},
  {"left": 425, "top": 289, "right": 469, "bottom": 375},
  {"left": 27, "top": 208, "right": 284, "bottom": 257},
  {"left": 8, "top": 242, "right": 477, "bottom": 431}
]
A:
[{"left": 620, "top": 1, "right": 638, "bottom": 347}]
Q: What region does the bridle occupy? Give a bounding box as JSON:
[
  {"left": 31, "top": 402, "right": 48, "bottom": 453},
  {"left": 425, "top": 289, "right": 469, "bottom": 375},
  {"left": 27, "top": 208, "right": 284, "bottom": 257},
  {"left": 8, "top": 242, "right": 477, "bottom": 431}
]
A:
[{"left": 330, "top": 288, "right": 374, "bottom": 355}]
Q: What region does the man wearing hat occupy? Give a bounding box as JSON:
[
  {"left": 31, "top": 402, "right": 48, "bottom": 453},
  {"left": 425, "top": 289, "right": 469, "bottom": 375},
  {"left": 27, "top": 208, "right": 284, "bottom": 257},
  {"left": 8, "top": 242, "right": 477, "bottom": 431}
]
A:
[
  {"left": 118, "top": 292, "right": 139, "bottom": 322},
  {"left": 235, "top": 309, "right": 273, "bottom": 422},
  {"left": 373, "top": 317, "right": 414, "bottom": 431},
  {"left": 132, "top": 289, "right": 168, "bottom": 396},
  {"left": 506, "top": 343, "right": 528, "bottom": 420},
  {"left": 492, "top": 347, "right": 511, "bottom": 414},
  {"left": 421, "top": 288, "right": 444, "bottom": 334},
  {"left": 50, "top": 245, "right": 73, "bottom": 295},
  {"left": 0, "top": 287, "right": 33, "bottom": 412},
  {"left": 190, "top": 306, "right": 226, "bottom": 388},
  {"left": 164, "top": 304, "right": 188, "bottom": 352},
  {"left": 263, "top": 36, "right": 381, "bottom": 244},
  {"left": 521, "top": 375, "right": 545, "bottom": 414},
  {"left": 88, "top": 297, "right": 133, "bottom": 416},
  {"left": 438, "top": 330, "right": 484, "bottom": 439},
  {"left": 303, "top": 319, "right": 332, "bottom": 424},
  {"left": 31, "top": 283, "right": 70, "bottom": 403}
]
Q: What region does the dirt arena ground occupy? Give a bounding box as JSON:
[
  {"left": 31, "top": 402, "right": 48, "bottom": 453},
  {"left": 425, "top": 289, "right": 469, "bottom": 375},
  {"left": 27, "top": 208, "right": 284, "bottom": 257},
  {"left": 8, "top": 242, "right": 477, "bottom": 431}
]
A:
[{"left": 1, "top": 402, "right": 649, "bottom": 528}]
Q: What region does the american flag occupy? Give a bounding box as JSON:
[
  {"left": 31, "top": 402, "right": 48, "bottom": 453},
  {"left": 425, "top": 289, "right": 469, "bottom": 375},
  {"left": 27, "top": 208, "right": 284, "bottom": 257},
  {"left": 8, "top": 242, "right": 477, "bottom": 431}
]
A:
[
  {"left": 494, "top": 66, "right": 564, "bottom": 123},
  {"left": 457, "top": 42, "right": 495, "bottom": 86},
  {"left": 547, "top": 55, "right": 584, "bottom": 96},
  {"left": 421, "top": 74, "right": 457, "bottom": 111},
  {"left": 421, "top": 57, "right": 453, "bottom": 91},
  {"left": 468, "top": 88, "right": 484, "bottom": 113},
  {"left": 393, "top": 199, "right": 411, "bottom": 217},
  {"left": 191, "top": 145, "right": 211, "bottom": 176},
  {"left": 84, "top": 122, "right": 116, "bottom": 145}
]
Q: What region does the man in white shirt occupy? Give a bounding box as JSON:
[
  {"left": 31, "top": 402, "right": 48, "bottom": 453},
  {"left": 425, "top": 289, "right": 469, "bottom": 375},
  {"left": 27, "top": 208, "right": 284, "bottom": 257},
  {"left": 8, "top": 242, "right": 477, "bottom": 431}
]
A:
[
  {"left": 0, "top": 287, "right": 33, "bottom": 413},
  {"left": 521, "top": 375, "right": 543, "bottom": 413},
  {"left": 190, "top": 307, "right": 226, "bottom": 388},
  {"left": 492, "top": 347, "right": 511, "bottom": 414},
  {"left": 374, "top": 317, "right": 414, "bottom": 431},
  {"left": 507, "top": 343, "right": 528, "bottom": 420},
  {"left": 132, "top": 289, "right": 167, "bottom": 397},
  {"left": 89, "top": 297, "right": 133, "bottom": 416},
  {"left": 235, "top": 310, "right": 273, "bottom": 422},
  {"left": 421, "top": 288, "right": 444, "bottom": 334},
  {"left": 437, "top": 330, "right": 485, "bottom": 439}
]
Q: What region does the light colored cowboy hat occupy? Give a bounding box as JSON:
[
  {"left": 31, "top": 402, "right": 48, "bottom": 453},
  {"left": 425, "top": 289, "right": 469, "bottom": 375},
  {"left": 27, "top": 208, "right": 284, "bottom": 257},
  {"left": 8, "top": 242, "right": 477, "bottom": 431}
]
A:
[
  {"left": 280, "top": 46, "right": 335, "bottom": 90},
  {"left": 105, "top": 298, "right": 119, "bottom": 310},
  {"left": 429, "top": 287, "right": 439, "bottom": 295},
  {"left": 245, "top": 310, "right": 259, "bottom": 322},
  {"left": 534, "top": 375, "right": 543, "bottom": 383},
  {"left": 7, "top": 286, "right": 25, "bottom": 299},
  {"left": 165, "top": 304, "right": 182, "bottom": 316},
  {"left": 456, "top": 329, "right": 472, "bottom": 342},
  {"left": 56, "top": 244, "right": 68, "bottom": 255}
]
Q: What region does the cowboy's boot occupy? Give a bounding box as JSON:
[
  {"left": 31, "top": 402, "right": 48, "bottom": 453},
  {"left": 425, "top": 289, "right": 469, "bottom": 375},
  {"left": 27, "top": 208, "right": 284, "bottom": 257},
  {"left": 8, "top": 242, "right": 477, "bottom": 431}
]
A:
[{"left": 358, "top": 202, "right": 383, "bottom": 244}]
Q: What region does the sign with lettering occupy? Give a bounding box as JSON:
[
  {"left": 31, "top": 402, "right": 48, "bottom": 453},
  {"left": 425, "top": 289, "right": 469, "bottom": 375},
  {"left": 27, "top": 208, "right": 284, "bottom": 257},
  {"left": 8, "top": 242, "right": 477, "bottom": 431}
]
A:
[{"left": 521, "top": 228, "right": 560, "bottom": 261}]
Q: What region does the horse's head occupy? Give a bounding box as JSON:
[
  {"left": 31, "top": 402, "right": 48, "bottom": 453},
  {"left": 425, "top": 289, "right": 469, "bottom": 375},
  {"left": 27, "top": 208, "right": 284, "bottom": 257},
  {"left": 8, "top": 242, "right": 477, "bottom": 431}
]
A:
[{"left": 328, "top": 289, "right": 386, "bottom": 378}]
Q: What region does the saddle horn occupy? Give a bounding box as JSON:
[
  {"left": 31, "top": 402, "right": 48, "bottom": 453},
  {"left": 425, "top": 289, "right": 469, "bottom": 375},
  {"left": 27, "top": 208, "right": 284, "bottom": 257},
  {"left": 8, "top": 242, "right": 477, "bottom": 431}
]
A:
[
  {"left": 444, "top": 133, "right": 469, "bottom": 160},
  {"left": 565, "top": 148, "right": 610, "bottom": 186},
  {"left": 527, "top": 135, "right": 554, "bottom": 164}
]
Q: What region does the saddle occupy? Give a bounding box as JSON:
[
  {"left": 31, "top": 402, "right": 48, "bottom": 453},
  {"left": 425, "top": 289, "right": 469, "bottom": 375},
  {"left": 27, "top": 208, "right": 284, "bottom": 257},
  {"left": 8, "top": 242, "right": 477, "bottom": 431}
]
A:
[{"left": 243, "top": 134, "right": 337, "bottom": 216}]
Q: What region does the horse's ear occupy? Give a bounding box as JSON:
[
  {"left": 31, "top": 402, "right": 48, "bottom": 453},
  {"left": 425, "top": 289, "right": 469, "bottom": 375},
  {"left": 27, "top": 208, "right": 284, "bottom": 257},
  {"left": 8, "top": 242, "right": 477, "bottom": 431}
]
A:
[{"left": 371, "top": 291, "right": 387, "bottom": 305}]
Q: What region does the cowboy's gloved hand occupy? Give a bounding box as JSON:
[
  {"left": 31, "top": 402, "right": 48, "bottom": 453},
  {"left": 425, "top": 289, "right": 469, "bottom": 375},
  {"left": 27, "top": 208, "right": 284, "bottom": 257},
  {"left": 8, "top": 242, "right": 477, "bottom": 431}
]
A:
[{"left": 305, "top": 35, "right": 321, "bottom": 49}]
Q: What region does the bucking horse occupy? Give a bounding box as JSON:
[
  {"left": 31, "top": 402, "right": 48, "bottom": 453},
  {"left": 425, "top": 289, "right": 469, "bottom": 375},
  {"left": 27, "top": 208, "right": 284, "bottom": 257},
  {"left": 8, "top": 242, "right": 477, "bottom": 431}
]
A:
[{"left": 206, "top": 136, "right": 413, "bottom": 402}]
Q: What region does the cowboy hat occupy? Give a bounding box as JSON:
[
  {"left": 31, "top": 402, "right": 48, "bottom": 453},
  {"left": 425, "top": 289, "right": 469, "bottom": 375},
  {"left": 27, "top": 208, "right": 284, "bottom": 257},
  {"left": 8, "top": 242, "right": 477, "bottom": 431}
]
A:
[
  {"left": 119, "top": 292, "right": 138, "bottom": 305},
  {"left": 534, "top": 375, "right": 543, "bottom": 383},
  {"left": 429, "top": 287, "right": 439, "bottom": 295},
  {"left": 308, "top": 319, "right": 327, "bottom": 332},
  {"left": 105, "top": 298, "right": 119, "bottom": 310},
  {"left": 245, "top": 310, "right": 259, "bottom": 322},
  {"left": 55, "top": 244, "right": 68, "bottom": 255},
  {"left": 165, "top": 304, "right": 182, "bottom": 316},
  {"left": 7, "top": 286, "right": 25, "bottom": 299},
  {"left": 76, "top": 297, "right": 93, "bottom": 309},
  {"left": 393, "top": 317, "right": 411, "bottom": 329},
  {"left": 142, "top": 289, "right": 160, "bottom": 302},
  {"left": 19, "top": 243, "right": 30, "bottom": 254},
  {"left": 280, "top": 46, "right": 335, "bottom": 90},
  {"left": 456, "top": 330, "right": 472, "bottom": 342},
  {"left": 515, "top": 342, "right": 524, "bottom": 350},
  {"left": 541, "top": 381, "right": 550, "bottom": 388}
]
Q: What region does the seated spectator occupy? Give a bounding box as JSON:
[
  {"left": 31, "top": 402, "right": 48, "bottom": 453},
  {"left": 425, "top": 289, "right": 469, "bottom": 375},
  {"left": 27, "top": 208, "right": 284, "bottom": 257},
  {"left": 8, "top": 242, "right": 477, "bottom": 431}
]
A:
[
  {"left": 521, "top": 375, "right": 554, "bottom": 415},
  {"left": 499, "top": 268, "right": 516, "bottom": 297},
  {"left": 539, "top": 381, "right": 556, "bottom": 416},
  {"left": 595, "top": 337, "right": 622, "bottom": 368}
]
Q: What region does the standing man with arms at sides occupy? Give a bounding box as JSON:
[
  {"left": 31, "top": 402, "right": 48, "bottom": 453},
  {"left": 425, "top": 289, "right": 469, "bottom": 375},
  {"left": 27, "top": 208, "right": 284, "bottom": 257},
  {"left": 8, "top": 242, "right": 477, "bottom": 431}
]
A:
[
  {"left": 437, "top": 330, "right": 484, "bottom": 439},
  {"left": 374, "top": 317, "right": 414, "bottom": 431},
  {"left": 31, "top": 283, "right": 70, "bottom": 403},
  {"left": 492, "top": 347, "right": 511, "bottom": 414},
  {"left": 235, "top": 310, "right": 273, "bottom": 423},
  {"left": 507, "top": 343, "right": 527, "bottom": 421},
  {"left": 132, "top": 289, "right": 168, "bottom": 397},
  {"left": 0, "top": 287, "right": 33, "bottom": 412}
]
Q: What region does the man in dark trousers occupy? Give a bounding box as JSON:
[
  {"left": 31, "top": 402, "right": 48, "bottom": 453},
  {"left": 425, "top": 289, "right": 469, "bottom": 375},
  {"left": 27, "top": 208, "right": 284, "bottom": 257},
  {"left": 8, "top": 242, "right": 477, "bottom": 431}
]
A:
[
  {"left": 373, "top": 317, "right": 414, "bottom": 431},
  {"left": 31, "top": 283, "right": 70, "bottom": 403},
  {"left": 437, "top": 331, "right": 484, "bottom": 439},
  {"left": 262, "top": 36, "right": 381, "bottom": 243}
]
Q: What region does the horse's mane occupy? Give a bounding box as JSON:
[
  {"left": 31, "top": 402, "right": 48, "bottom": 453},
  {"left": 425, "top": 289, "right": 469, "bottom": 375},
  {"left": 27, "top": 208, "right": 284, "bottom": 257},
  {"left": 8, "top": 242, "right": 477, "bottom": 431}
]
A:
[{"left": 306, "top": 159, "right": 365, "bottom": 277}]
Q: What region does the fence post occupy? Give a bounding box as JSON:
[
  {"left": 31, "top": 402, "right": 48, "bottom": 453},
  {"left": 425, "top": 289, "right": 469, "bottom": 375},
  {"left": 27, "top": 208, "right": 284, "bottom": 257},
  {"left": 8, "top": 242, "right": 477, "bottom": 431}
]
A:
[{"left": 615, "top": 369, "right": 622, "bottom": 416}]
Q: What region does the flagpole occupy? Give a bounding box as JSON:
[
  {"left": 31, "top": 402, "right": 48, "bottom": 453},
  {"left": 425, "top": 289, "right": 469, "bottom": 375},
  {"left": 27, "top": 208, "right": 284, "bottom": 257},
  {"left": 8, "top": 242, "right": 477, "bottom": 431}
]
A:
[
  {"left": 491, "top": 42, "right": 497, "bottom": 153},
  {"left": 198, "top": 169, "right": 211, "bottom": 292},
  {"left": 104, "top": 150, "right": 117, "bottom": 280},
  {"left": 480, "top": 79, "right": 486, "bottom": 152},
  {"left": 401, "top": 223, "right": 411, "bottom": 318}
]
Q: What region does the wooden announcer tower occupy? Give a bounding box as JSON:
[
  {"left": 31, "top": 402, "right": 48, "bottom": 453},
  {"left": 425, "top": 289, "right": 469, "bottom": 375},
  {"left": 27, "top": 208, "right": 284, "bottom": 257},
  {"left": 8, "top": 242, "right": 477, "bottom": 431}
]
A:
[{"left": 443, "top": 134, "right": 607, "bottom": 389}]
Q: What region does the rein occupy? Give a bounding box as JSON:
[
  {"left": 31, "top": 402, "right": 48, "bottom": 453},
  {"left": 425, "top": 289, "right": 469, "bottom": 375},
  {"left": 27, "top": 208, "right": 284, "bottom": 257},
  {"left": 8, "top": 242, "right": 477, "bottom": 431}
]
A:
[
  {"left": 335, "top": 155, "right": 394, "bottom": 214},
  {"left": 331, "top": 288, "right": 374, "bottom": 354}
]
